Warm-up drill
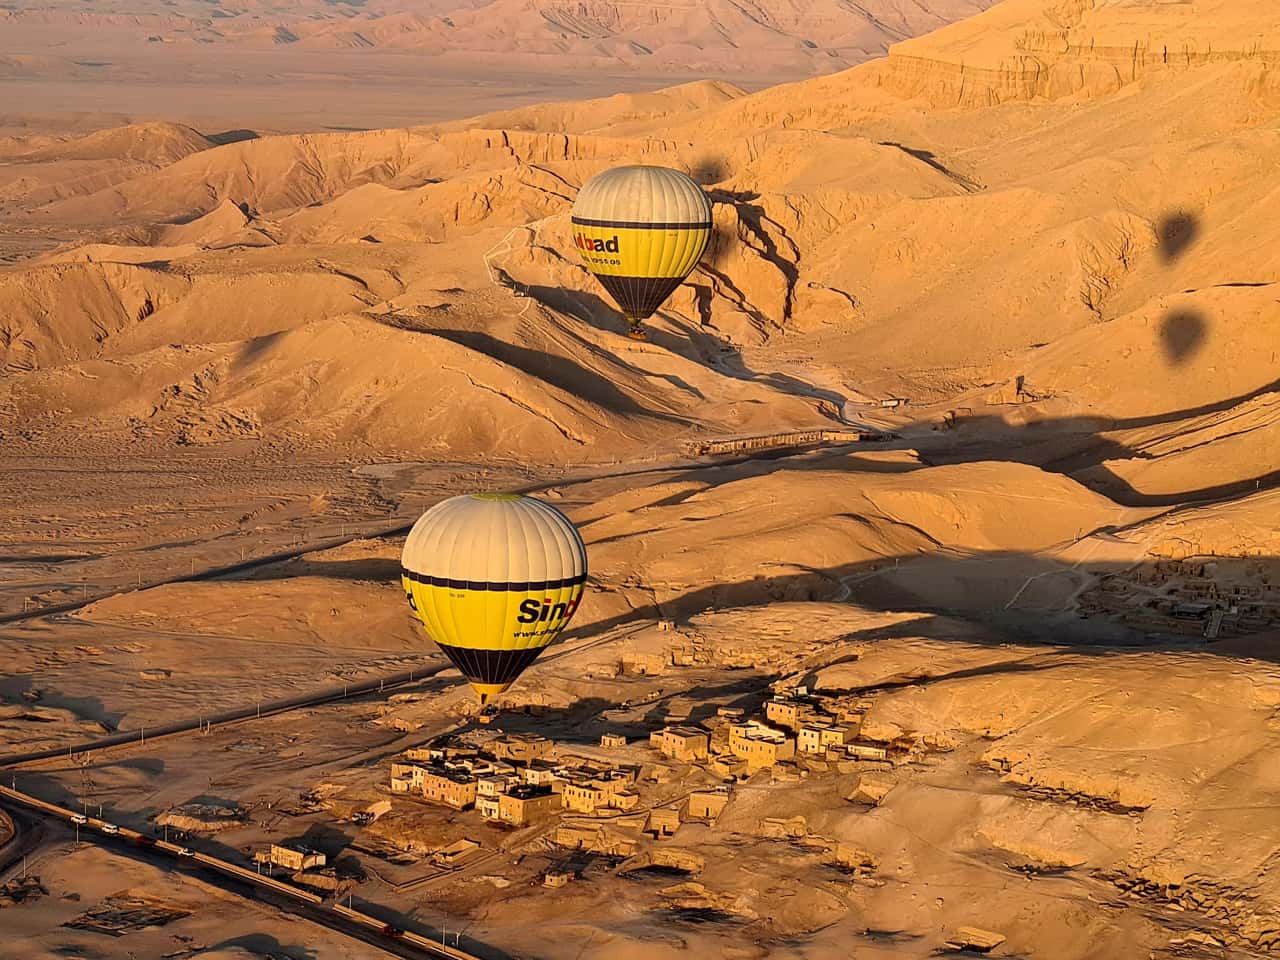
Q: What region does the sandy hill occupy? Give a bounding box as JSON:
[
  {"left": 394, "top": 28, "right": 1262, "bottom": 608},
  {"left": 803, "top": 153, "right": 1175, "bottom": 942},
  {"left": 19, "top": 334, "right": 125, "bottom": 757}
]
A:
[
  {"left": 1, "top": 0, "right": 1277, "bottom": 505},
  {"left": 2, "top": 0, "right": 998, "bottom": 73}
]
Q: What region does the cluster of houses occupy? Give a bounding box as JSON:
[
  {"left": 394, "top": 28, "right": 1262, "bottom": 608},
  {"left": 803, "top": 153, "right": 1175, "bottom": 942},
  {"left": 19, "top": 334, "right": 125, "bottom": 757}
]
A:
[
  {"left": 382, "top": 687, "right": 901, "bottom": 853},
  {"left": 1080, "top": 557, "right": 1280, "bottom": 638},
  {"left": 648, "top": 688, "right": 888, "bottom": 777},
  {"left": 389, "top": 732, "right": 647, "bottom": 827}
]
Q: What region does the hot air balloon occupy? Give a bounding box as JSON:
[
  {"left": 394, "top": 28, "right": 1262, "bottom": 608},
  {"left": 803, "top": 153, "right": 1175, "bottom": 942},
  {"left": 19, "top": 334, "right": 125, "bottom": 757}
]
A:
[
  {"left": 570, "top": 164, "right": 712, "bottom": 340},
  {"left": 400, "top": 493, "right": 588, "bottom": 706}
]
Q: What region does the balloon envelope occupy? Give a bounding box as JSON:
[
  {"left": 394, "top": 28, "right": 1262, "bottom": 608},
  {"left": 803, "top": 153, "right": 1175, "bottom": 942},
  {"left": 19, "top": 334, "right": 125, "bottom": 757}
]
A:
[
  {"left": 400, "top": 493, "right": 588, "bottom": 704},
  {"left": 570, "top": 165, "right": 712, "bottom": 325}
]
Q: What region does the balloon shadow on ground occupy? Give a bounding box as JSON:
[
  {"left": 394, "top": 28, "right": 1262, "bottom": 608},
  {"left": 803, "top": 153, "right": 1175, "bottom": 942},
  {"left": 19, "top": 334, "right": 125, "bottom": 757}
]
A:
[
  {"left": 1160, "top": 308, "right": 1208, "bottom": 364},
  {"left": 1157, "top": 211, "right": 1200, "bottom": 264},
  {"left": 690, "top": 154, "right": 731, "bottom": 186}
]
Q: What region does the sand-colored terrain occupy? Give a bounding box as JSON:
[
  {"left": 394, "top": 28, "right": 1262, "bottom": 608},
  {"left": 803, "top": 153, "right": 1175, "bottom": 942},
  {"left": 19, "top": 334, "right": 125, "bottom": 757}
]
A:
[
  {"left": 4, "top": 0, "right": 1280, "bottom": 957},
  {"left": 0, "top": 0, "right": 996, "bottom": 133}
]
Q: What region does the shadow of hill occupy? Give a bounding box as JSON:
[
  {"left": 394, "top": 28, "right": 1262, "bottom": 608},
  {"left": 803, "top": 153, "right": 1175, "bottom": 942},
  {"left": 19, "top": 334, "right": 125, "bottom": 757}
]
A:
[
  {"left": 556, "top": 549, "right": 1280, "bottom": 665},
  {"left": 922, "top": 385, "right": 1280, "bottom": 507},
  {"left": 432, "top": 326, "right": 689, "bottom": 425}
]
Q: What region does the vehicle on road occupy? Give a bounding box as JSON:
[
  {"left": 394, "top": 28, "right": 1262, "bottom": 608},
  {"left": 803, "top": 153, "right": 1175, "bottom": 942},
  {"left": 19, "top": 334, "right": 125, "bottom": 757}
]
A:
[
  {"left": 380, "top": 925, "right": 405, "bottom": 938},
  {"left": 99, "top": 823, "right": 119, "bottom": 834},
  {"left": 177, "top": 846, "right": 195, "bottom": 857},
  {"left": 70, "top": 813, "right": 87, "bottom": 825}
]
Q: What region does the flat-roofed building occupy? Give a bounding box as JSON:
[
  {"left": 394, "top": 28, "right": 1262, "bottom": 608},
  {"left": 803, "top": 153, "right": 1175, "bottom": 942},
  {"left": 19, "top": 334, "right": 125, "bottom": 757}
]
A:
[
  {"left": 477, "top": 775, "right": 512, "bottom": 799},
  {"left": 650, "top": 726, "right": 709, "bottom": 762},
  {"left": 728, "top": 721, "right": 795, "bottom": 770},
  {"left": 846, "top": 743, "right": 889, "bottom": 761},
  {"left": 523, "top": 759, "right": 561, "bottom": 787},
  {"left": 257, "top": 844, "right": 325, "bottom": 872},
  {"left": 688, "top": 788, "right": 730, "bottom": 821},
  {"left": 497, "top": 784, "right": 562, "bottom": 826},
  {"left": 419, "top": 767, "right": 478, "bottom": 810},
  {"left": 646, "top": 807, "right": 681, "bottom": 837},
  {"left": 562, "top": 783, "right": 608, "bottom": 814},
  {"left": 798, "top": 722, "right": 854, "bottom": 754},
  {"left": 487, "top": 733, "right": 552, "bottom": 764},
  {"left": 765, "top": 697, "right": 819, "bottom": 731}
]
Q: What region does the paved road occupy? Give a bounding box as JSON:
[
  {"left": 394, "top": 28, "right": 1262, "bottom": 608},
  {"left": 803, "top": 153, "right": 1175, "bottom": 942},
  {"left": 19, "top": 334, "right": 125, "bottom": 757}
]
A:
[{"left": 0, "top": 803, "right": 45, "bottom": 881}]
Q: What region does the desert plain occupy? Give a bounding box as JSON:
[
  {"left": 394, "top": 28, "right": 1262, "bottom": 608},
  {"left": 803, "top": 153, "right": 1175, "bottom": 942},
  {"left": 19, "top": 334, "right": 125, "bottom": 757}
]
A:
[{"left": 2, "top": 0, "right": 1280, "bottom": 959}]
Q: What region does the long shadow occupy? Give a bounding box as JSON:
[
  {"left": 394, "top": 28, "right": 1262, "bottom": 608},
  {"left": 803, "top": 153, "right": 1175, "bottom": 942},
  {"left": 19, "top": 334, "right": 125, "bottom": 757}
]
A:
[
  {"left": 206, "top": 129, "right": 260, "bottom": 147},
  {"left": 230, "top": 556, "right": 403, "bottom": 584},
  {"left": 920, "top": 387, "right": 1280, "bottom": 508},
  {"left": 432, "top": 327, "right": 689, "bottom": 425},
  {"left": 1157, "top": 211, "right": 1199, "bottom": 264},
  {"left": 553, "top": 549, "right": 1280, "bottom": 664},
  {"left": 212, "top": 935, "right": 318, "bottom": 960}
]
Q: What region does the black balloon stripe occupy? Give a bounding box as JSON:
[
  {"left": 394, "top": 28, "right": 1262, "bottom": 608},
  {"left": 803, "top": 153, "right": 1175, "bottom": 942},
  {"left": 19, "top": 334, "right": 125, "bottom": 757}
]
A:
[
  {"left": 571, "top": 216, "right": 711, "bottom": 230},
  {"left": 401, "top": 568, "right": 587, "bottom": 592}
]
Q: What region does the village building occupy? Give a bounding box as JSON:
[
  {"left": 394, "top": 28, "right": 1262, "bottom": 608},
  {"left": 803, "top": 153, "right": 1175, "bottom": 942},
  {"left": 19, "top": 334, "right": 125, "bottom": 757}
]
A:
[
  {"left": 688, "top": 788, "right": 730, "bottom": 821},
  {"left": 845, "top": 743, "right": 889, "bottom": 761},
  {"left": 709, "top": 756, "right": 748, "bottom": 780},
  {"left": 417, "top": 767, "right": 478, "bottom": 810},
  {"left": 600, "top": 733, "right": 627, "bottom": 749},
  {"left": 622, "top": 651, "right": 669, "bottom": 676},
  {"left": 477, "top": 774, "right": 513, "bottom": 799},
  {"left": 650, "top": 725, "right": 709, "bottom": 761},
  {"left": 522, "top": 759, "right": 561, "bottom": 788},
  {"left": 646, "top": 807, "right": 682, "bottom": 837},
  {"left": 476, "top": 794, "right": 501, "bottom": 820},
  {"left": 486, "top": 733, "right": 553, "bottom": 764},
  {"left": 389, "top": 760, "right": 435, "bottom": 794},
  {"left": 798, "top": 722, "right": 854, "bottom": 754},
  {"left": 729, "top": 721, "right": 796, "bottom": 770},
  {"left": 765, "top": 695, "right": 821, "bottom": 731},
  {"left": 432, "top": 838, "right": 480, "bottom": 865},
  {"left": 554, "top": 825, "right": 640, "bottom": 858},
  {"left": 497, "top": 784, "right": 562, "bottom": 826},
  {"left": 561, "top": 782, "right": 608, "bottom": 814},
  {"left": 590, "top": 768, "right": 638, "bottom": 792},
  {"left": 256, "top": 843, "right": 325, "bottom": 872}
]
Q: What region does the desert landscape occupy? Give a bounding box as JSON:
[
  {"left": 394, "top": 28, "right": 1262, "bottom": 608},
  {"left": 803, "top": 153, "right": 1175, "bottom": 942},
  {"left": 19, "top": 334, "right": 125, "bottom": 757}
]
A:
[{"left": 3, "top": 0, "right": 1280, "bottom": 958}]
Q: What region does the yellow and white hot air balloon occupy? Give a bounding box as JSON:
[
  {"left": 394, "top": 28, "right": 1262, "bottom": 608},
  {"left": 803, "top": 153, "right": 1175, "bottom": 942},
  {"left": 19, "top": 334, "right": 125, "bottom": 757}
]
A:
[
  {"left": 570, "top": 164, "right": 712, "bottom": 340},
  {"left": 400, "top": 494, "right": 588, "bottom": 705}
]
